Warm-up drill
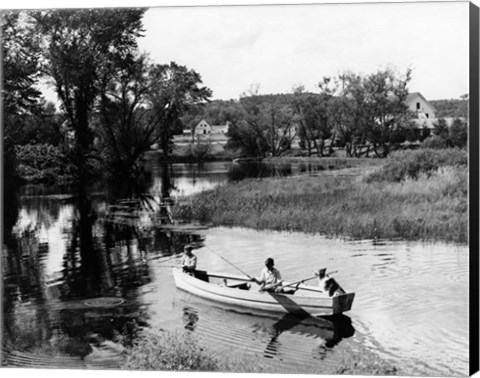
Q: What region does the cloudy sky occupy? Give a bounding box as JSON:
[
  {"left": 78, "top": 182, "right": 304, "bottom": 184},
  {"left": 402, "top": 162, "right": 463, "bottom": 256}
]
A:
[
  {"left": 136, "top": 1, "right": 470, "bottom": 101},
  {"left": 7, "top": 0, "right": 471, "bottom": 102}
]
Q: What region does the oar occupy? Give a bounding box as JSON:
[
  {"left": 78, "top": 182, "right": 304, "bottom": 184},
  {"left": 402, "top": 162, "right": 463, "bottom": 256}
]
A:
[
  {"left": 282, "top": 270, "right": 338, "bottom": 288},
  {"left": 204, "top": 245, "right": 253, "bottom": 280},
  {"left": 157, "top": 265, "right": 181, "bottom": 268}
]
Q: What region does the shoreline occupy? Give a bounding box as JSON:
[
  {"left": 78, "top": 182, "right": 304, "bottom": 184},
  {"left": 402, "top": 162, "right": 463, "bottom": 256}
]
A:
[{"left": 171, "top": 160, "right": 468, "bottom": 244}]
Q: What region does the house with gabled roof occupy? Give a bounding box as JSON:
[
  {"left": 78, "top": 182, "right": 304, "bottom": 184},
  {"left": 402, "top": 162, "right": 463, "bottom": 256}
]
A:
[
  {"left": 405, "top": 92, "right": 436, "bottom": 120},
  {"left": 194, "top": 119, "right": 230, "bottom": 136}
]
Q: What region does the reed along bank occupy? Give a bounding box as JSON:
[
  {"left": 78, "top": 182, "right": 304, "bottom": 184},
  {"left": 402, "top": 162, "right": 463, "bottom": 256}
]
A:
[{"left": 172, "top": 149, "right": 468, "bottom": 244}]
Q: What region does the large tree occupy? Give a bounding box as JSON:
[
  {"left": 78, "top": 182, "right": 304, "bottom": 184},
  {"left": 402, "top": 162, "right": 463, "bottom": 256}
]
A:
[
  {"left": 98, "top": 53, "right": 160, "bottom": 178},
  {"left": 2, "top": 11, "right": 43, "bottom": 180},
  {"left": 148, "top": 62, "right": 212, "bottom": 158},
  {"left": 332, "top": 72, "right": 368, "bottom": 157},
  {"left": 98, "top": 55, "right": 211, "bottom": 174},
  {"left": 363, "top": 68, "right": 413, "bottom": 157},
  {"left": 228, "top": 89, "right": 296, "bottom": 157},
  {"left": 292, "top": 80, "right": 334, "bottom": 157},
  {"left": 449, "top": 118, "right": 468, "bottom": 148},
  {"left": 329, "top": 68, "right": 414, "bottom": 157},
  {"left": 32, "top": 8, "right": 145, "bottom": 181}
]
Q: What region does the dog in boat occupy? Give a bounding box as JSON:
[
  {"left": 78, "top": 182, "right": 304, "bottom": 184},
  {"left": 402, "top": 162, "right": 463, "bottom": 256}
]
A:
[{"left": 315, "top": 269, "right": 345, "bottom": 297}]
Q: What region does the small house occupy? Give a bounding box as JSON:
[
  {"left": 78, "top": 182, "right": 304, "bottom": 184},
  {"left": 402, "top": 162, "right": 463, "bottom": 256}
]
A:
[
  {"left": 194, "top": 120, "right": 230, "bottom": 136},
  {"left": 405, "top": 92, "right": 436, "bottom": 119}
]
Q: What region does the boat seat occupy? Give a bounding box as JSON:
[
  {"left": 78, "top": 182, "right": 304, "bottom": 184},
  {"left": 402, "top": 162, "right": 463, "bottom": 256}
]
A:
[
  {"left": 193, "top": 270, "right": 209, "bottom": 282},
  {"left": 226, "top": 282, "right": 251, "bottom": 290}
]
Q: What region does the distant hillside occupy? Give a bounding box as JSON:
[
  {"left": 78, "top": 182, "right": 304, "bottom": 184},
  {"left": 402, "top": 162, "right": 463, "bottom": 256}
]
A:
[{"left": 430, "top": 99, "right": 468, "bottom": 118}]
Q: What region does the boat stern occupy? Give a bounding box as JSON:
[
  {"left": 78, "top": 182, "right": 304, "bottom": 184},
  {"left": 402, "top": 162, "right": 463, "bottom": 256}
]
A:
[{"left": 332, "top": 292, "right": 355, "bottom": 314}]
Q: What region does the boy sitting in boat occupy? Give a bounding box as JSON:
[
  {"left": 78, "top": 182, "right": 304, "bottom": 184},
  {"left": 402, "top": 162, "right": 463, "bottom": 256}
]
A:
[
  {"left": 251, "top": 257, "right": 294, "bottom": 294},
  {"left": 181, "top": 245, "right": 197, "bottom": 275}
]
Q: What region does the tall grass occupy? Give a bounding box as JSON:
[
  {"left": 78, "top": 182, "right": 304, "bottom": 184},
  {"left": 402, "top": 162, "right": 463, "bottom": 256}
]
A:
[
  {"left": 172, "top": 150, "right": 468, "bottom": 243},
  {"left": 121, "top": 330, "right": 400, "bottom": 375},
  {"left": 121, "top": 331, "right": 273, "bottom": 372},
  {"left": 367, "top": 148, "right": 467, "bottom": 182},
  {"left": 121, "top": 331, "right": 218, "bottom": 371}
]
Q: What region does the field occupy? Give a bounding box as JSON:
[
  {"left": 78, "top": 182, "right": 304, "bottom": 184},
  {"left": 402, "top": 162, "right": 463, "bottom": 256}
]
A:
[{"left": 172, "top": 149, "right": 468, "bottom": 244}]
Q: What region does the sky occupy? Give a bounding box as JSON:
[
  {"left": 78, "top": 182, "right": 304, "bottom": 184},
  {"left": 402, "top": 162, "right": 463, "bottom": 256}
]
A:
[
  {"left": 134, "top": 1, "right": 470, "bottom": 101},
  {"left": 5, "top": 0, "right": 471, "bottom": 104}
]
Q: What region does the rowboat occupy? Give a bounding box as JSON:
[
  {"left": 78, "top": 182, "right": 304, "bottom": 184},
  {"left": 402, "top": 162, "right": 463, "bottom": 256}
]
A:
[{"left": 172, "top": 268, "right": 355, "bottom": 316}]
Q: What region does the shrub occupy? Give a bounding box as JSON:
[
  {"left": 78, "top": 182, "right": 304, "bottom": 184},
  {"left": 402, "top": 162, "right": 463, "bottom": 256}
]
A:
[
  {"left": 335, "top": 352, "right": 400, "bottom": 375},
  {"left": 186, "top": 139, "right": 212, "bottom": 162},
  {"left": 421, "top": 135, "right": 449, "bottom": 149},
  {"left": 450, "top": 118, "right": 468, "bottom": 148},
  {"left": 121, "top": 331, "right": 218, "bottom": 371},
  {"left": 15, "top": 143, "right": 75, "bottom": 183},
  {"left": 366, "top": 148, "right": 467, "bottom": 182}
]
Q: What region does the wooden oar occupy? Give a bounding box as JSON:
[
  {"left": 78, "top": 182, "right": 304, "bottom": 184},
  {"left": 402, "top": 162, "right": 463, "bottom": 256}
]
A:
[
  {"left": 158, "top": 265, "right": 181, "bottom": 268},
  {"left": 282, "top": 270, "right": 338, "bottom": 288}
]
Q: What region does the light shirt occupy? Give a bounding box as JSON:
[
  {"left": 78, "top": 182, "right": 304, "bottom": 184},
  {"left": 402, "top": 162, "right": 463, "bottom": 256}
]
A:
[
  {"left": 258, "top": 267, "right": 282, "bottom": 285},
  {"left": 181, "top": 253, "right": 197, "bottom": 269}
]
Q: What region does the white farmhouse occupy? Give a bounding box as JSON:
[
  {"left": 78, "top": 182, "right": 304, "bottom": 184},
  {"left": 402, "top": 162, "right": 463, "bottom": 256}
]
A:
[
  {"left": 194, "top": 119, "right": 230, "bottom": 136},
  {"left": 405, "top": 92, "right": 436, "bottom": 119}
]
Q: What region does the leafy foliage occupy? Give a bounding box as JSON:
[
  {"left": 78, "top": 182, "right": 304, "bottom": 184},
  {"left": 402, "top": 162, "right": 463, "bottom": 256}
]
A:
[
  {"left": 449, "top": 118, "right": 468, "bottom": 147},
  {"left": 33, "top": 8, "right": 146, "bottom": 181},
  {"left": 430, "top": 97, "right": 468, "bottom": 118},
  {"left": 122, "top": 331, "right": 218, "bottom": 371},
  {"left": 2, "top": 11, "right": 43, "bottom": 181},
  {"left": 98, "top": 53, "right": 160, "bottom": 178},
  {"left": 148, "top": 62, "right": 212, "bottom": 157},
  {"left": 292, "top": 81, "right": 334, "bottom": 157},
  {"left": 421, "top": 117, "right": 468, "bottom": 149},
  {"left": 226, "top": 89, "right": 296, "bottom": 157},
  {"left": 366, "top": 148, "right": 467, "bottom": 182},
  {"left": 332, "top": 68, "right": 413, "bottom": 157},
  {"left": 2, "top": 11, "right": 42, "bottom": 115},
  {"left": 15, "top": 143, "right": 75, "bottom": 183}
]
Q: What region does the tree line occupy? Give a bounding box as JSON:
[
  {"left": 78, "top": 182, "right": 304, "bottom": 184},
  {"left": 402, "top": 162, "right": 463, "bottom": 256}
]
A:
[
  {"left": 184, "top": 72, "right": 468, "bottom": 159},
  {"left": 3, "top": 9, "right": 469, "bottom": 187},
  {"left": 3, "top": 9, "right": 211, "bottom": 184}
]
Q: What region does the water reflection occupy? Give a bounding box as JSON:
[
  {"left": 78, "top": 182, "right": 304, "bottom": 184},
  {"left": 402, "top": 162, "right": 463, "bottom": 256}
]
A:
[
  {"left": 262, "top": 314, "right": 355, "bottom": 359},
  {"left": 182, "top": 306, "right": 199, "bottom": 331},
  {"left": 2, "top": 165, "right": 200, "bottom": 367},
  {"left": 172, "top": 292, "right": 355, "bottom": 368},
  {"left": 3, "top": 161, "right": 469, "bottom": 375}
]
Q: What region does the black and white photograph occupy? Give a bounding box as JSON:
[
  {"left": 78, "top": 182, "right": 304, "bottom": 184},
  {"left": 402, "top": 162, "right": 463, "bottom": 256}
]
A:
[{"left": 1, "top": 0, "right": 478, "bottom": 377}]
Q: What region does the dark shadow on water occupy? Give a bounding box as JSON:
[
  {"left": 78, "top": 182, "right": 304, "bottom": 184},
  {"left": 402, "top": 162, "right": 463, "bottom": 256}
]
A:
[
  {"left": 262, "top": 313, "right": 355, "bottom": 359},
  {"left": 173, "top": 291, "right": 355, "bottom": 363},
  {"left": 182, "top": 306, "right": 200, "bottom": 331},
  {"left": 1, "top": 170, "right": 200, "bottom": 367}
]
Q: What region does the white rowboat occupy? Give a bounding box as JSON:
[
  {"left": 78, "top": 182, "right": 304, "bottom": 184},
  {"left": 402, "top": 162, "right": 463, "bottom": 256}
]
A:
[{"left": 172, "top": 268, "right": 355, "bottom": 316}]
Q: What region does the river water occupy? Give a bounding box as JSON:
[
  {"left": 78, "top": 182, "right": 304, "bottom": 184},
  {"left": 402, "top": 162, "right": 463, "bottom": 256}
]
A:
[{"left": 1, "top": 161, "right": 469, "bottom": 376}]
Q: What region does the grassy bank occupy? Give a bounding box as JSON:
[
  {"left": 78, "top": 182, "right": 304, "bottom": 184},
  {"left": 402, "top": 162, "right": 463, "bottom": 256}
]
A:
[
  {"left": 121, "top": 330, "right": 400, "bottom": 375},
  {"left": 172, "top": 149, "right": 468, "bottom": 244},
  {"left": 264, "top": 155, "right": 385, "bottom": 168}
]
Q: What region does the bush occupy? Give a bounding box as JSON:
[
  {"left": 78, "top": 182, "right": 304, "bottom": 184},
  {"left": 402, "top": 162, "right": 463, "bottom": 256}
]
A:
[
  {"left": 421, "top": 135, "right": 449, "bottom": 149},
  {"left": 335, "top": 352, "right": 399, "bottom": 375},
  {"left": 450, "top": 118, "right": 468, "bottom": 147},
  {"left": 367, "top": 148, "right": 467, "bottom": 182},
  {"left": 15, "top": 143, "right": 75, "bottom": 183},
  {"left": 121, "top": 331, "right": 218, "bottom": 371},
  {"left": 186, "top": 139, "right": 212, "bottom": 162}
]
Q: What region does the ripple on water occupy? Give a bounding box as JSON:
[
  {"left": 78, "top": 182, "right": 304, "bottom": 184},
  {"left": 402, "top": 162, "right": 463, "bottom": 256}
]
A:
[
  {"left": 2, "top": 347, "right": 121, "bottom": 369},
  {"left": 173, "top": 291, "right": 356, "bottom": 372}
]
